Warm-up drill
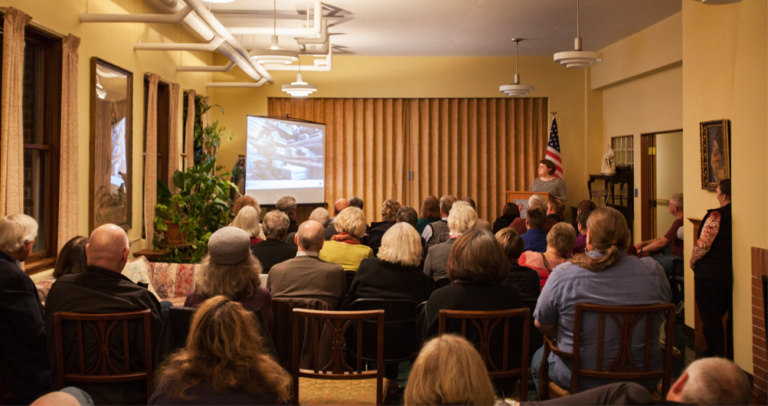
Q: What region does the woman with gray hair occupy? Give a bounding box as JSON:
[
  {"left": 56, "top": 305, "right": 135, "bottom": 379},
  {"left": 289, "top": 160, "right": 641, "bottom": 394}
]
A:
[
  {"left": 319, "top": 207, "right": 373, "bottom": 271},
  {"left": 423, "top": 201, "right": 477, "bottom": 283}
]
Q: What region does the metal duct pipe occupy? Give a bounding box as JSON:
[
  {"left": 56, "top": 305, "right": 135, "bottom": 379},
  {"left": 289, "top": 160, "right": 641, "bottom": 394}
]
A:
[
  {"left": 261, "top": 49, "right": 332, "bottom": 72},
  {"left": 135, "top": 37, "right": 224, "bottom": 51},
  {"left": 80, "top": 5, "right": 191, "bottom": 23},
  {"left": 207, "top": 79, "right": 269, "bottom": 88},
  {"left": 177, "top": 60, "right": 235, "bottom": 73},
  {"left": 181, "top": 0, "right": 272, "bottom": 83}
]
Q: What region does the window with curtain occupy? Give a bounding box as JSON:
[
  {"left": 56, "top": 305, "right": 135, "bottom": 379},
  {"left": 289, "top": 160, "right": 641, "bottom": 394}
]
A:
[
  {"left": 0, "top": 24, "right": 62, "bottom": 261},
  {"left": 268, "top": 98, "right": 548, "bottom": 223},
  {"left": 144, "top": 77, "right": 171, "bottom": 188}
]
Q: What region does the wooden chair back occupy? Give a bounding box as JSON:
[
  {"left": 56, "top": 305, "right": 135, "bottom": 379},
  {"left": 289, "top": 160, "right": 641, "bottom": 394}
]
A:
[
  {"left": 438, "top": 308, "right": 531, "bottom": 400},
  {"left": 539, "top": 303, "right": 675, "bottom": 399},
  {"left": 347, "top": 298, "right": 420, "bottom": 363},
  {"left": 272, "top": 297, "right": 332, "bottom": 369},
  {"left": 291, "top": 308, "right": 385, "bottom": 405},
  {"left": 53, "top": 309, "right": 153, "bottom": 401}
]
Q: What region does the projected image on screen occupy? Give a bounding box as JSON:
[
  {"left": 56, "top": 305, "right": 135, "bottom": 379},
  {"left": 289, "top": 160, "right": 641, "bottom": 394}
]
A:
[{"left": 246, "top": 116, "right": 325, "bottom": 203}]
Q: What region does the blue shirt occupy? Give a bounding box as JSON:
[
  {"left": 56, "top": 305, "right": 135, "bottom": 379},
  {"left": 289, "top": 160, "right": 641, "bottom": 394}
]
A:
[
  {"left": 522, "top": 228, "right": 547, "bottom": 252},
  {"left": 534, "top": 251, "right": 671, "bottom": 390}
]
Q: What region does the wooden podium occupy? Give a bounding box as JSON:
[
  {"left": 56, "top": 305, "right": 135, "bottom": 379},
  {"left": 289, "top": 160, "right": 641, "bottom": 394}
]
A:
[{"left": 505, "top": 191, "right": 550, "bottom": 218}]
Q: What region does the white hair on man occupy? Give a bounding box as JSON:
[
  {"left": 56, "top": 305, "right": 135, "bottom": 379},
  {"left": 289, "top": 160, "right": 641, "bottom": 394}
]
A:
[
  {"left": 378, "top": 222, "right": 422, "bottom": 267},
  {"left": 0, "top": 213, "right": 38, "bottom": 254},
  {"left": 669, "top": 193, "right": 683, "bottom": 211},
  {"left": 447, "top": 201, "right": 477, "bottom": 236},
  {"left": 262, "top": 210, "right": 290, "bottom": 240},
  {"left": 309, "top": 207, "right": 330, "bottom": 227},
  {"left": 528, "top": 194, "right": 548, "bottom": 211},
  {"left": 672, "top": 357, "right": 752, "bottom": 405}
]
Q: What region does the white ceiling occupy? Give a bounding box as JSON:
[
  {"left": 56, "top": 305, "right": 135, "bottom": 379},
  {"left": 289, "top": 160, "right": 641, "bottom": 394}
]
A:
[{"left": 205, "top": 0, "right": 682, "bottom": 56}]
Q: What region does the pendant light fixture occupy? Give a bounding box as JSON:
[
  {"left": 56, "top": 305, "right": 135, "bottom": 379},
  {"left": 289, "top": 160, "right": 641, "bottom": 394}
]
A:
[
  {"left": 499, "top": 38, "right": 533, "bottom": 97},
  {"left": 252, "top": 0, "right": 298, "bottom": 65},
  {"left": 282, "top": 60, "right": 317, "bottom": 97},
  {"left": 553, "top": 0, "right": 602, "bottom": 69}
]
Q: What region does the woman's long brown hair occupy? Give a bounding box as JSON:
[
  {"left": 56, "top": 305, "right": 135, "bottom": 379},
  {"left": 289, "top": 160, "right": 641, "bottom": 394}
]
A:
[{"left": 155, "top": 296, "right": 290, "bottom": 402}]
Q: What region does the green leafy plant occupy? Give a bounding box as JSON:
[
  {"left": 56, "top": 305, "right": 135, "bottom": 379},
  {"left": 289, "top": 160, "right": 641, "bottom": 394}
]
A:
[{"left": 153, "top": 94, "right": 238, "bottom": 263}]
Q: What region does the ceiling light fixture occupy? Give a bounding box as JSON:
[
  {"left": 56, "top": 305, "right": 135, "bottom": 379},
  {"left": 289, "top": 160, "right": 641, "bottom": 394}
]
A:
[
  {"left": 499, "top": 38, "right": 533, "bottom": 97},
  {"left": 253, "top": 0, "right": 299, "bottom": 65},
  {"left": 553, "top": 0, "right": 602, "bottom": 69},
  {"left": 282, "top": 62, "right": 317, "bottom": 97}
]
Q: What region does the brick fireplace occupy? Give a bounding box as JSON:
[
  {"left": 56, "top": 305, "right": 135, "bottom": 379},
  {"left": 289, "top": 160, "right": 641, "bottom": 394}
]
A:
[{"left": 752, "top": 247, "right": 768, "bottom": 403}]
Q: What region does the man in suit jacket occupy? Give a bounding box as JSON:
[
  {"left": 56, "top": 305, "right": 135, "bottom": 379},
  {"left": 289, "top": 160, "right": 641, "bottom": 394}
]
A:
[
  {"left": 251, "top": 210, "right": 297, "bottom": 273},
  {"left": 268, "top": 220, "right": 346, "bottom": 308}
]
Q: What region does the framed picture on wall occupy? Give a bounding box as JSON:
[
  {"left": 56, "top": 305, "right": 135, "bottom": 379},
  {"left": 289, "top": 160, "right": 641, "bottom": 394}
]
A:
[
  {"left": 699, "top": 119, "right": 731, "bottom": 191},
  {"left": 90, "top": 58, "right": 133, "bottom": 230}
]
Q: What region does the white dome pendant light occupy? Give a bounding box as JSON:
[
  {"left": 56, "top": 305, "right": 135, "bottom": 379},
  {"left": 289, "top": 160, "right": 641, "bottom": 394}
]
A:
[
  {"left": 553, "top": 0, "right": 602, "bottom": 69},
  {"left": 499, "top": 38, "right": 533, "bottom": 97}
]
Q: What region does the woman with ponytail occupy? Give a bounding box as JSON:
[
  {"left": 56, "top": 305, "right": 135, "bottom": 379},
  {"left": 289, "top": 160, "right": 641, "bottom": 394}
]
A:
[{"left": 531, "top": 207, "right": 672, "bottom": 392}]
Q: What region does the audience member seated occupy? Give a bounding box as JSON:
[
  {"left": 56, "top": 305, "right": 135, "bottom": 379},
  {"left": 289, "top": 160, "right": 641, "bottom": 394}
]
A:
[
  {"left": 184, "top": 227, "right": 273, "bottom": 333},
  {"left": 493, "top": 202, "right": 520, "bottom": 233},
  {"left": 462, "top": 197, "right": 491, "bottom": 231},
  {"left": 31, "top": 387, "right": 94, "bottom": 406},
  {"left": 309, "top": 206, "right": 330, "bottom": 228},
  {"left": 149, "top": 296, "right": 291, "bottom": 405},
  {"left": 53, "top": 235, "right": 89, "bottom": 279},
  {"left": 349, "top": 196, "right": 364, "bottom": 210},
  {"left": 45, "top": 224, "right": 162, "bottom": 405},
  {"left": 324, "top": 197, "right": 350, "bottom": 240},
  {"left": 510, "top": 194, "right": 557, "bottom": 236},
  {"left": 576, "top": 199, "right": 596, "bottom": 215},
  {"left": 531, "top": 207, "right": 671, "bottom": 392},
  {"left": 633, "top": 193, "right": 684, "bottom": 279},
  {"left": 521, "top": 208, "right": 548, "bottom": 253},
  {"left": 546, "top": 196, "right": 565, "bottom": 222},
  {"left": 423, "top": 201, "right": 477, "bottom": 284},
  {"left": 569, "top": 210, "right": 591, "bottom": 256},
  {"left": 416, "top": 195, "right": 441, "bottom": 234},
  {"left": 422, "top": 194, "right": 457, "bottom": 248},
  {"left": 519, "top": 222, "right": 576, "bottom": 288},
  {"left": 519, "top": 357, "right": 751, "bottom": 405},
  {"left": 530, "top": 159, "right": 567, "bottom": 203},
  {"left": 496, "top": 228, "right": 540, "bottom": 303},
  {"left": 268, "top": 220, "right": 346, "bottom": 308},
  {"left": 404, "top": 334, "right": 496, "bottom": 406},
  {"left": 276, "top": 195, "right": 299, "bottom": 234},
  {"left": 396, "top": 205, "right": 419, "bottom": 229},
  {"left": 250, "top": 210, "right": 297, "bottom": 274},
  {"left": 345, "top": 223, "right": 434, "bottom": 305},
  {"left": 420, "top": 228, "right": 521, "bottom": 337},
  {"left": 319, "top": 207, "right": 373, "bottom": 271},
  {"left": 232, "top": 195, "right": 264, "bottom": 239},
  {"left": 366, "top": 199, "right": 401, "bottom": 254},
  {"left": 0, "top": 214, "right": 50, "bottom": 404},
  {"left": 230, "top": 206, "right": 263, "bottom": 248}
]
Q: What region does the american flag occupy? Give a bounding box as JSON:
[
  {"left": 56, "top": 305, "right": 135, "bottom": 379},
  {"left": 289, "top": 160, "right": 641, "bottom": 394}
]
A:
[{"left": 546, "top": 117, "right": 563, "bottom": 178}]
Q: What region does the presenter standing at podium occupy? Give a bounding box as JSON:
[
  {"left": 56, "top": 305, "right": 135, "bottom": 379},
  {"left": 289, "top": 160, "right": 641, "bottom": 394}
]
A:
[{"left": 530, "top": 159, "right": 567, "bottom": 203}]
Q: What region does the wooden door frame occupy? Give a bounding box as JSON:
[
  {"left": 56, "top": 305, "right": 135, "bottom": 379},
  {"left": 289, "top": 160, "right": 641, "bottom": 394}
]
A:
[{"left": 639, "top": 129, "right": 682, "bottom": 241}]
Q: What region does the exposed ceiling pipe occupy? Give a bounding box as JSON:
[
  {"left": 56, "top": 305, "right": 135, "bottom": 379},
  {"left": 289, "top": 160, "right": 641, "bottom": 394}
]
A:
[
  {"left": 135, "top": 37, "right": 225, "bottom": 51},
  {"left": 181, "top": 0, "right": 273, "bottom": 83},
  {"left": 80, "top": 5, "right": 191, "bottom": 23},
  {"left": 207, "top": 79, "right": 269, "bottom": 88},
  {"left": 228, "top": 0, "right": 323, "bottom": 38},
  {"left": 262, "top": 49, "right": 333, "bottom": 72},
  {"left": 295, "top": 18, "right": 328, "bottom": 46},
  {"left": 177, "top": 60, "right": 235, "bottom": 73}
]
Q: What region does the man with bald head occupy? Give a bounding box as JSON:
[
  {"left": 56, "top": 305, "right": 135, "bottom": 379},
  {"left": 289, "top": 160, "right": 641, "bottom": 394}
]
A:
[
  {"left": 45, "top": 224, "right": 162, "bottom": 405},
  {"left": 268, "top": 220, "right": 346, "bottom": 308},
  {"left": 325, "top": 198, "right": 351, "bottom": 240}
]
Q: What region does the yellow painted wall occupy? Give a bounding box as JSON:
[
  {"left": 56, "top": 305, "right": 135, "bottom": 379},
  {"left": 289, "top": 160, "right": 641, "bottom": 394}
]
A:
[
  {"left": 655, "top": 132, "right": 683, "bottom": 238},
  {"left": 4, "top": 0, "right": 212, "bottom": 246},
  {"left": 209, "top": 55, "right": 597, "bottom": 216},
  {"left": 682, "top": 0, "right": 767, "bottom": 373},
  {"left": 592, "top": 12, "right": 683, "bottom": 244}
]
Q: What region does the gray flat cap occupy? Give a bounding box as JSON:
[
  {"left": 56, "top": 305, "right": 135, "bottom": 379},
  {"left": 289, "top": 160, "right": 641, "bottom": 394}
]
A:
[{"left": 207, "top": 226, "right": 251, "bottom": 265}]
